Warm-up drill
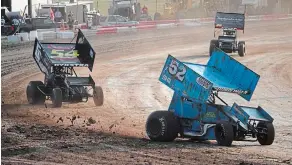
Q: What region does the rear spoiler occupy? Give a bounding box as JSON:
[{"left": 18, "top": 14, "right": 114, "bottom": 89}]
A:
[{"left": 159, "top": 50, "right": 260, "bottom": 102}]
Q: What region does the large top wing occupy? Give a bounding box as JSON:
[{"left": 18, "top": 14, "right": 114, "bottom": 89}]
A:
[
  {"left": 215, "top": 12, "right": 245, "bottom": 30},
  {"left": 159, "top": 50, "right": 260, "bottom": 102},
  {"left": 32, "top": 29, "right": 96, "bottom": 72}
]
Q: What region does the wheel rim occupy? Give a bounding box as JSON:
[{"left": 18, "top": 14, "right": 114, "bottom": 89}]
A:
[
  {"left": 147, "top": 119, "right": 162, "bottom": 136},
  {"left": 257, "top": 124, "right": 268, "bottom": 141},
  {"left": 93, "top": 90, "right": 97, "bottom": 98},
  {"left": 216, "top": 124, "right": 226, "bottom": 142},
  {"left": 258, "top": 134, "right": 267, "bottom": 141}
]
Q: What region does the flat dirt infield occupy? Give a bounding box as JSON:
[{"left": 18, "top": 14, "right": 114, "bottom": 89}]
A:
[{"left": 1, "top": 19, "right": 292, "bottom": 165}]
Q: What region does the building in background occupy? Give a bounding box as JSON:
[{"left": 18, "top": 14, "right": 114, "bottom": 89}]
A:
[
  {"left": 41, "top": 0, "right": 93, "bottom": 23},
  {"left": 1, "top": 0, "right": 53, "bottom": 17}
]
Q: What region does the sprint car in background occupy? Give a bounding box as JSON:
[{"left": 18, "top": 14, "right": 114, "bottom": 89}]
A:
[
  {"left": 146, "top": 49, "right": 275, "bottom": 146},
  {"left": 27, "top": 29, "right": 104, "bottom": 108},
  {"left": 209, "top": 12, "right": 246, "bottom": 57}
]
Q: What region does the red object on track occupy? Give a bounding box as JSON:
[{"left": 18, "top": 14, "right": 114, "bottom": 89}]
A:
[
  {"left": 136, "top": 25, "right": 156, "bottom": 30},
  {"left": 96, "top": 28, "right": 118, "bottom": 34}
]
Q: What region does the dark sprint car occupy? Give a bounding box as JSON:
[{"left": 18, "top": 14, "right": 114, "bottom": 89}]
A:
[
  {"left": 26, "top": 29, "right": 104, "bottom": 108},
  {"left": 209, "top": 12, "right": 246, "bottom": 57}
]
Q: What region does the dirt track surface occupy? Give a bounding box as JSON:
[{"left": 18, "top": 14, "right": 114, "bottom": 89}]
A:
[{"left": 2, "top": 20, "right": 292, "bottom": 165}]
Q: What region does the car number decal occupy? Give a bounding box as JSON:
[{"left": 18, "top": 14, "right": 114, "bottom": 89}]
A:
[{"left": 51, "top": 49, "right": 79, "bottom": 58}]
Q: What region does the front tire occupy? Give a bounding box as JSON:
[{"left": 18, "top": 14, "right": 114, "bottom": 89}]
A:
[
  {"left": 215, "top": 121, "right": 234, "bottom": 146},
  {"left": 146, "top": 111, "right": 180, "bottom": 142},
  {"left": 257, "top": 122, "right": 275, "bottom": 145},
  {"left": 238, "top": 41, "right": 246, "bottom": 57},
  {"left": 51, "top": 88, "right": 62, "bottom": 108},
  {"left": 93, "top": 86, "right": 104, "bottom": 106},
  {"left": 26, "top": 81, "right": 46, "bottom": 105}
]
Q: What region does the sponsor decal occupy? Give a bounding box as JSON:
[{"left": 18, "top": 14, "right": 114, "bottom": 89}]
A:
[
  {"left": 54, "top": 63, "right": 89, "bottom": 67},
  {"left": 196, "top": 77, "right": 211, "bottom": 89},
  {"left": 162, "top": 74, "right": 171, "bottom": 84},
  {"left": 159, "top": 117, "right": 166, "bottom": 136},
  {"left": 214, "top": 87, "right": 249, "bottom": 95},
  {"left": 46, "top": 44, "right": 75, "bottom": 50},
  {"left": 203, "top": 112, "right": 216, "bottom": 119},
  {"left": 216, "top": 17, "right": 243, "bottom": 22}
]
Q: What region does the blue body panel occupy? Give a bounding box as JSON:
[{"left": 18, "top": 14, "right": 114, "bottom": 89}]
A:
[
  {"left": 227, "top": 103, "right": 250, "bottom": 130},
  {"left": 240, "top": 106, "right": 274, "bottom": 122},
  {"left": 159, "top": 51, "right": 273, "bottom": 139}
]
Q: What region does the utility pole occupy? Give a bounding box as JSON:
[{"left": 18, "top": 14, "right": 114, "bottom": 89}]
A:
[
  {"left": 156, "top": 0, "right": 158, "bottom": 13},
  {"left": 76, "top": 0, "right": 79, "bottom": 22},
  {"left": 28, "top": 0, "right": 32, "bottom": 17}
]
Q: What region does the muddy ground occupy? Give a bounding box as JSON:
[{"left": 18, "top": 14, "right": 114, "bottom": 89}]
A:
[{"left": 1, "top": 19, "right": 292, "bottom": 165}]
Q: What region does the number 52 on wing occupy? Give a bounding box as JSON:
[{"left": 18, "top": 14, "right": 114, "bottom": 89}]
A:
[
  {"left": 168, "top": 59, "right": 186, "bottom": 81},
  {"left": 161, "top": 58, "right": 187, "bottom": 84}
]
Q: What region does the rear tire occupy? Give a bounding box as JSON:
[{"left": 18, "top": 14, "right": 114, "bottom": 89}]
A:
[
  {"left": 238, "top": 41, "right": 246, "bottom": 57},
  {"left": 209, "top": 40, "right": 218, "bottom": 56},
  {"left": 146, "top": 111, "right": 180, "bottom": 142},
  {"left": 26, "top": 81, "right": 46, "bottom": 105},
  {"left": 93, "top": 86, "right": 104, "bottom": 106},
  {"left": 215, "top": 121, "right": 234, "bottom": 146},
  {"left": 257, "top": 122, "right": 275, "bottom": 145},
  {"left": 51, "top": 88, "right": 62, "bottom": 108}
]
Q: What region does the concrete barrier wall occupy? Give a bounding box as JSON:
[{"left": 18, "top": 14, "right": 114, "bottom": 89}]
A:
[
  {"left": 4, "top": 14, "right": 292, "bottom": 43},
  {"left": 94, "top": 14, "right": 292, "bottom": 35}
]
